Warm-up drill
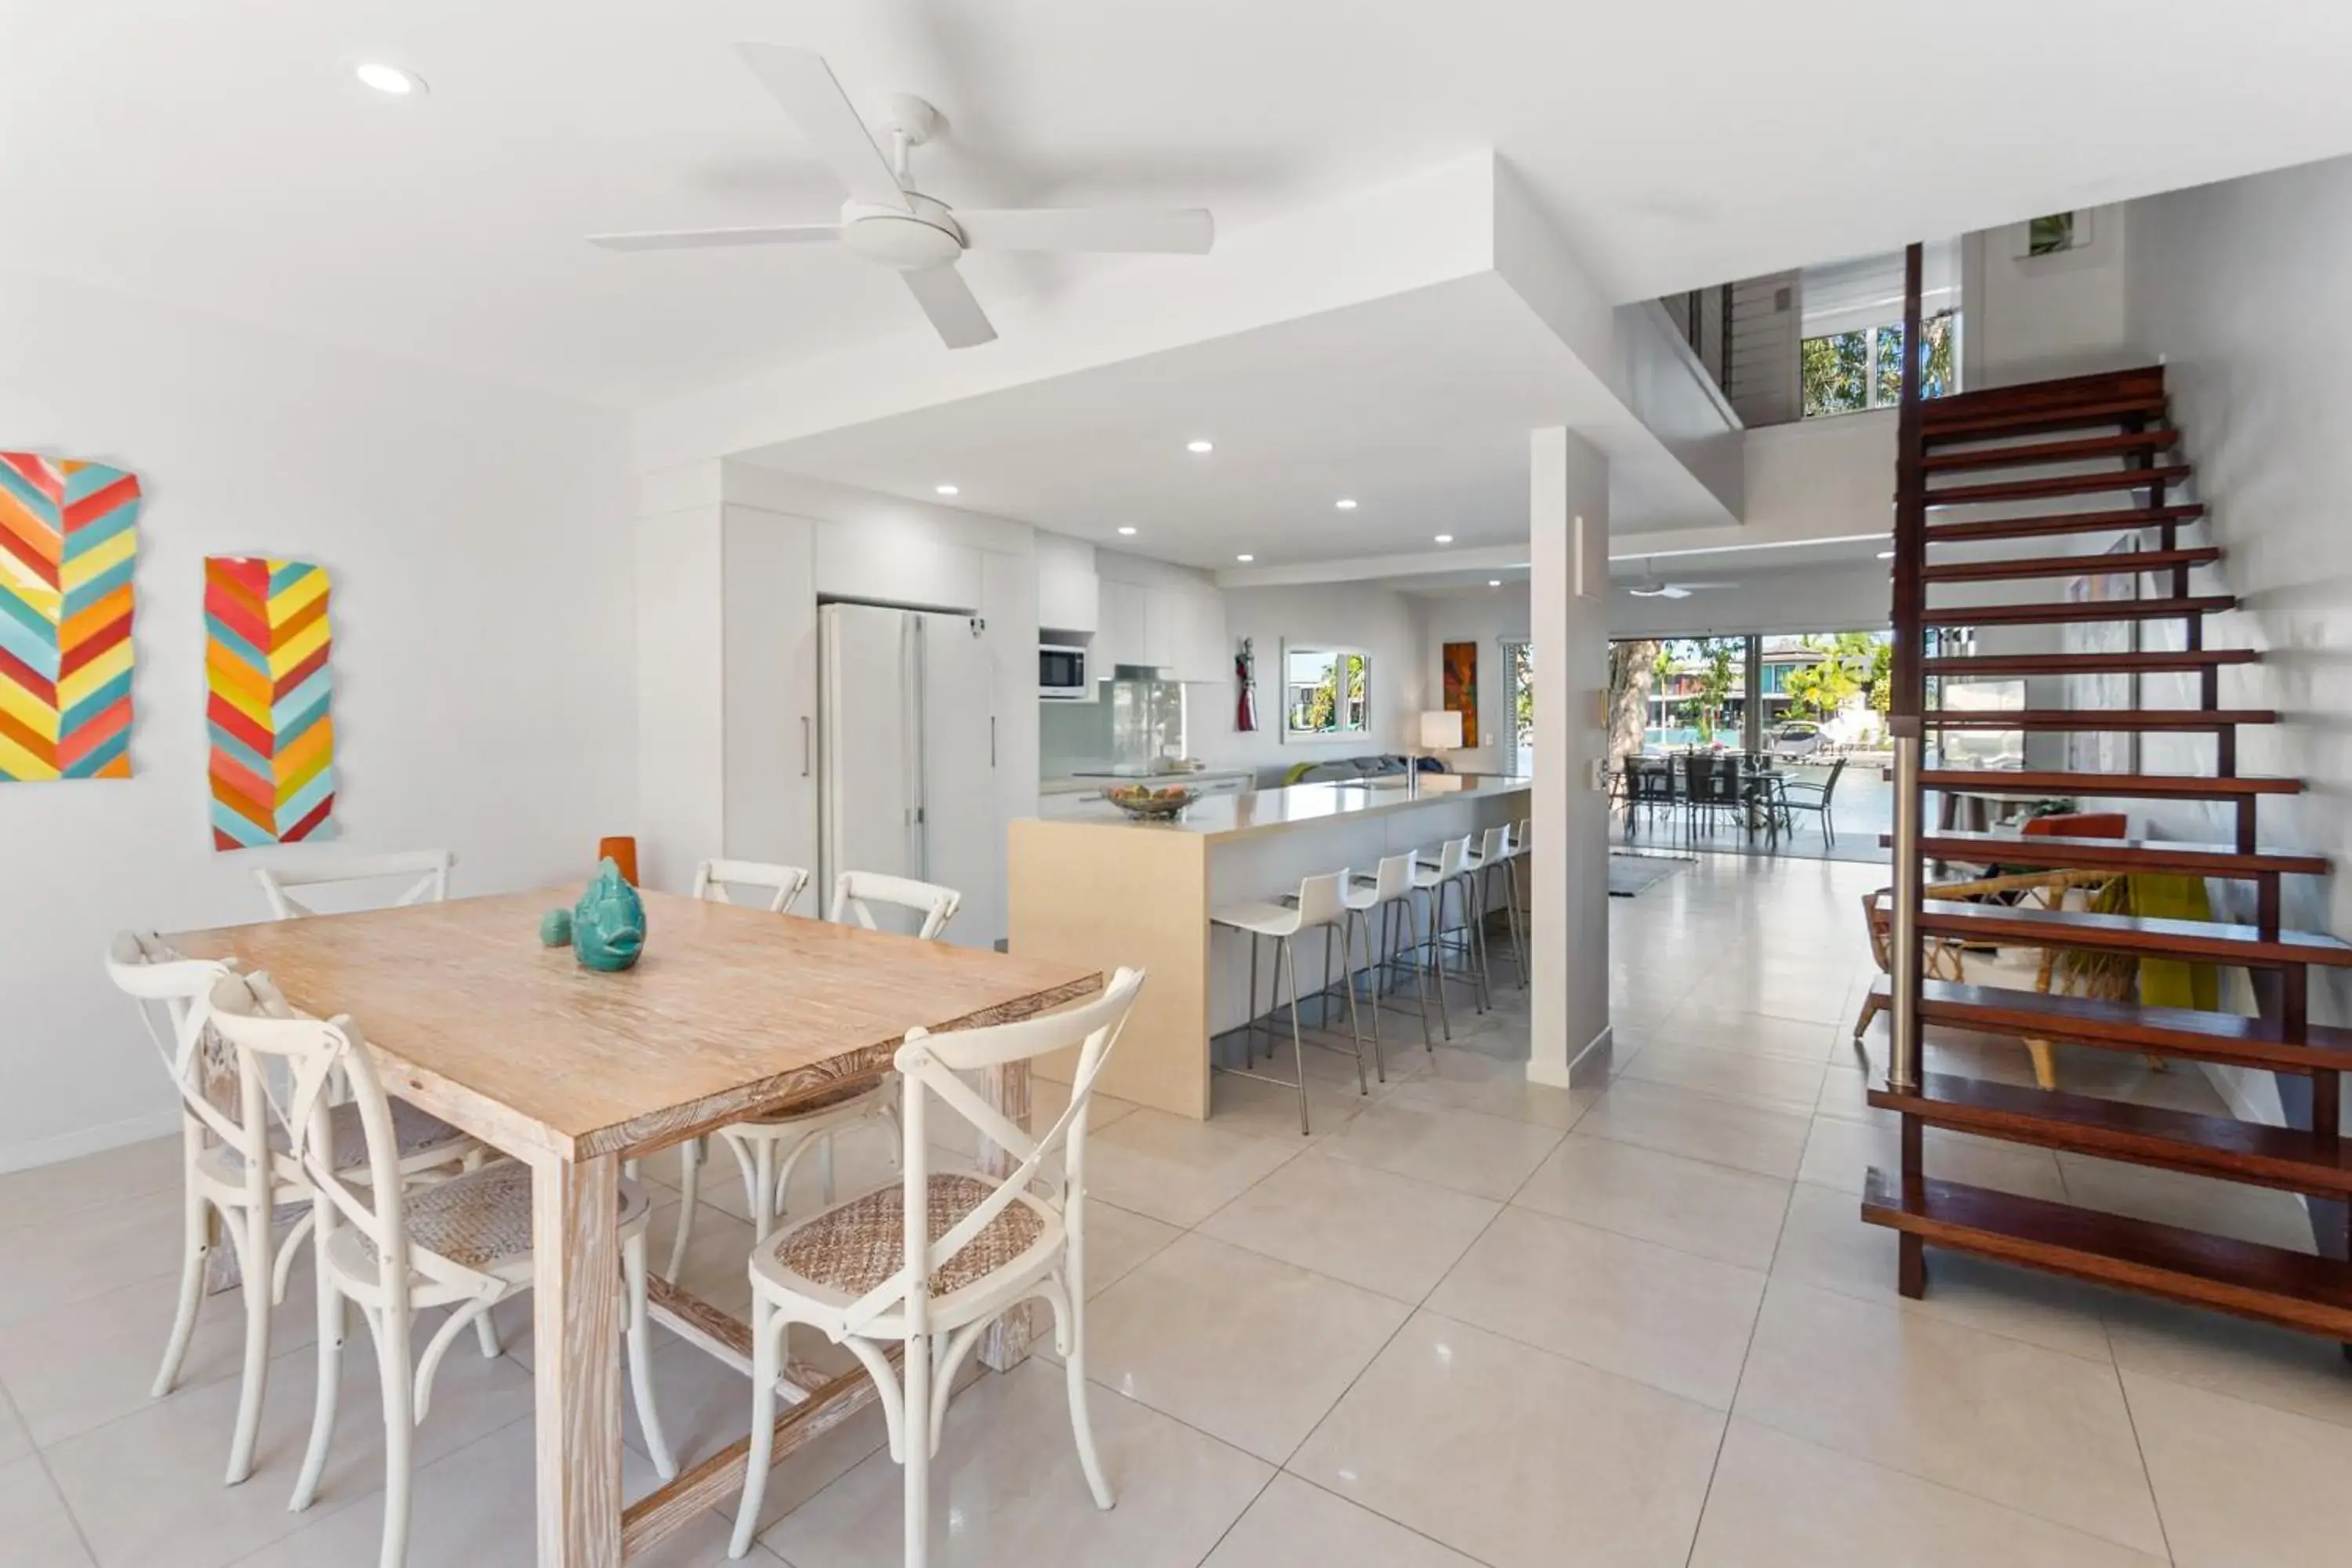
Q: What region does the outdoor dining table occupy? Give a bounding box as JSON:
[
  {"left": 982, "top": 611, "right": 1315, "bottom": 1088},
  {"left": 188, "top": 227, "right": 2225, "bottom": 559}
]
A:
[{"left": 165, "top": 886, "right": 1101, "bottom": 1567}]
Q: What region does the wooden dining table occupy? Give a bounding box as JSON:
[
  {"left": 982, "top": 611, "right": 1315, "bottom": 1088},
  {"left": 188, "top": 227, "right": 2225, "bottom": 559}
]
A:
[{"left": 165, "top": 886, "right": 1101, "bottom": 1566}]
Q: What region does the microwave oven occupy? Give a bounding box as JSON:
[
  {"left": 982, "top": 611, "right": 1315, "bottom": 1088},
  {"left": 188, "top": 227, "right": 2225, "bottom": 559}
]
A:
[{"left": 1039, "top": 643, "right": 1091, "bottom": 699}]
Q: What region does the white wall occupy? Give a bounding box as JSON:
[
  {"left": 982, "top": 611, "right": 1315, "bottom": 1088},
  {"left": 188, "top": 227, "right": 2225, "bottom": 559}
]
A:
[
  {"left": 1418, "top": 586, "right": 1533, "bottom": 773},
  {"left": 1199, "top": 582, "right": 1428, "bottom": 779},
  {"left": 1965, "top": 204, "right": 2136, "bottom": 390},
  {"left": 0, "top": 270, "right": 636, "bottom": 1171},
  {"left": 1611, "top": 560, "right": 1891, "bottom": 640},
  {"left": 2123, "top": 154, "right": 2352, "bottom": 1138}
]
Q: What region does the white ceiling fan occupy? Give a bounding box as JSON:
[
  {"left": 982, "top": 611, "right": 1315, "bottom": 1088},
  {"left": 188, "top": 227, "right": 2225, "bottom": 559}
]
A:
[
  {"left": 588, "top": 45, "right": 1216, "bottom": 350},
  {"left": 1624, "top": 559, "right": 1737, "bottom": 600}
]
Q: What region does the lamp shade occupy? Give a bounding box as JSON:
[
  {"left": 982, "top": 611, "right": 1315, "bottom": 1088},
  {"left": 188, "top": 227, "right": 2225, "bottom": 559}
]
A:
[{"left": 1419, "top": 710, "right": 1464, "bottom": 750}]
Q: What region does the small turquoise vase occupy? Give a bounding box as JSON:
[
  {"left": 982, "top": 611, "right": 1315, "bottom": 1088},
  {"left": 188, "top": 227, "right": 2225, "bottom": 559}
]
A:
[{"left": 572, "top": 858, "right": 646, "bottom": 972}]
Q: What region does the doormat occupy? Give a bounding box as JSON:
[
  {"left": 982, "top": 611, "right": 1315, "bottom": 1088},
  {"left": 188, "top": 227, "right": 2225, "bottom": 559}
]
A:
[{"left": 1610, "top": 851, "right": 1694, "bottom": 898}]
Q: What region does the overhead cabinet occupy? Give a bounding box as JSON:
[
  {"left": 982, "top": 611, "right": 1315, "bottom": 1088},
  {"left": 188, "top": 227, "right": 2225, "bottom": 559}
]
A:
[{"left": 1093, "top": 578, "right": 1228, "bottom": 684}]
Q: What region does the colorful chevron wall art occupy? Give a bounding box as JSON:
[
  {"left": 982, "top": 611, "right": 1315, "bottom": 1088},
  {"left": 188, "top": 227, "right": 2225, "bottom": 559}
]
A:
[
  {"left": 205, "top": 556, "right": 338, "bottom": 849},
  {"left": 0, "top": 452, "right": 142, "bottom": 782}
]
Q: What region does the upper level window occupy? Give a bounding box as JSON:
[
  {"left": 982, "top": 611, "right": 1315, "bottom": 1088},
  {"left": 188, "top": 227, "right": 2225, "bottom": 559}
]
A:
[{"left": 1798, "top": 244, "right": 1962, "bottom": 419}]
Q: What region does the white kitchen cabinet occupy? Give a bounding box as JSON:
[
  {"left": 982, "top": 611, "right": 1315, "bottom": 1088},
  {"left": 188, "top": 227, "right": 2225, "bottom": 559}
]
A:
[
  {"left": 720, "top": 508, "right": 819, "bottom": 875},
  {"left": 1096, "top": 580, "right": 1148, "bottom": 672},
  {"left": 1035, "top": 533, "right": 1099, "bottom": 635},
  {"left": 1148, "top": 583, "right": 1229, "bottom": 684}
]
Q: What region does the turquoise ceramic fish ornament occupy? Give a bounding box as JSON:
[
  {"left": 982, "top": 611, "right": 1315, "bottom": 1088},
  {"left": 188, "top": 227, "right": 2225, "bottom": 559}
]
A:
[{"left": 572, "top": 858, "right": 646, "bottom": 972}]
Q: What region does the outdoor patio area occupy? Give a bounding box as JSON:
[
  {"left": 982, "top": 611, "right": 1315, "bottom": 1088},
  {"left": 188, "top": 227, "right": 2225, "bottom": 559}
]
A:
[{"left": 1619, "top": 757, "right": 1893, "bottom": 864}]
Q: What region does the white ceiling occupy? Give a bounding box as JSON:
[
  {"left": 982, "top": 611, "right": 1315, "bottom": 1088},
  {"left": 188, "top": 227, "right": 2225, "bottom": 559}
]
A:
[
  {"left": 742, "top": 277, "right": 1730, "bottom": 568},
  {"left": 13, "top": 1, "right": 2352, "bottom": 405}
]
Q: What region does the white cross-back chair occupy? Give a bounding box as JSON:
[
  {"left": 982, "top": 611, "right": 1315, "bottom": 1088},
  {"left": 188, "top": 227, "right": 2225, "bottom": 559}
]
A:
[
  {"left": 252, "top": 849, "right": 454, "bottom": 921},
  {"left": 692, "top": 857, "right": 811, "bottom": 915},
  {"left": 830, "top": 869, "right": 961, "bottom": 940},
  {"left": 103, "top": 934, "right": 480, "bottom": 1487},
  {"left": 659, "top": 865, "right": 954, "bottom": 1283},
  {"left": 728, "top": 966, "right": 1146, "bottom": 1565},
  {"left": 202, "top": 971, "right": 673, "bottom": 1568}
]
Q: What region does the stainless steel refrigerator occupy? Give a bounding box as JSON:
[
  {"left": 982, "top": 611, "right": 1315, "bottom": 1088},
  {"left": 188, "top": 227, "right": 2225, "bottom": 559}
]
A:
[{"left": 817, "top": 601, "right": 1000, "bottom": 949}]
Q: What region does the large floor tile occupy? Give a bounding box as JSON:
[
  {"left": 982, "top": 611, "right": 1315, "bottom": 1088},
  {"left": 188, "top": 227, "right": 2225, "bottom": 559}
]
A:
[
  {"left": 0, "top": 1387, "right": 27, "bottom": 1464},
  {"left": 2059, "top": 1155, "right": 2318, "bottom": 1253},
  {"left": 42, "top": 1310, "right": 535, "bottom": 1568},
  {"left": 1198, "top": 1149, "right": 1499, "bottom": 1302},
  {"left": 1617, "top": 1040, "right": 1828, "bottom": 1112},
  {"left": 763, "top": 1357, "right": 1271, "bottom": 1568},
  {"left": 1290, "top": 1312, "right": 1723, "bottom": 1568},
  {"left": 0, "top": 1135, "right": 183, "bottom": 1233},
  {"left": 1798, "top": 1114, "right": 2068, "bottom": 1202},
  {"left": 2099, "top": 1290, "right": 2352, "bottom": 1431},
  {"left": 1080, "top": 1110, "right": 1301, "bottom": 1228},
  {"left": 1319, "top": 1100, "right": 1563, "bottom": 1200},
  {"left": 1070, "top": 1200, "right": 1182, "bottom": 1300},
  {"left": 1204, "top": 1065, "right": 1380, "bottom": 1143},
  {"left": 0, "top": 1255, "right": 319, "bottom": 1449},
  {"left": 1768, "top": 1181, "right": 2115, "bottom": 1363},
  {"left": 0, "top": 1194, "right": 184, "bottom": 1329},
  {"left": 1734, "top": 1279, "right": 2165, "bottom": 1555},
  {"left": 1425, "top": 1206, "right": 1765, "bottom": 1409},
  {"left": 1380, "top": 1047, "right": 1594, "bottom": 1129},
  {"left": 1689, "top": 1418, "right": 2165, "bottom": 1567},
  {"left": 230, "top": 1411, "right": 788, "bottom": 1568},
  {"left": 1200, "top": 1473, "right": 1480, "bottom": 1568},
  {"left": 1083, "top": 1232, "right": 1410, "bottom": 1461},
  {"left": 1572, "top": 1079, "right": 1814, "bottom": 1179},
  {"left": 1655, "top": 1004, "right": 1846, "bottom": 1058},
  {"left": 2125, "top": 1368, "right": 2352, "bottom": 1567},
  {"left": 0, "top": 1452, "right": 94, "bottom": 1566},
  {"left": 1514, "top": 1133, "right": 1791, "bottom": 1270}
]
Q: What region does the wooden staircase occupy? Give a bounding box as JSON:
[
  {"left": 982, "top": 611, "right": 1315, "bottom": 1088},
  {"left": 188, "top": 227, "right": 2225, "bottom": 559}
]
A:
[{"left": 1863, "top": 254, "right": 2352, "bottom": 1345}]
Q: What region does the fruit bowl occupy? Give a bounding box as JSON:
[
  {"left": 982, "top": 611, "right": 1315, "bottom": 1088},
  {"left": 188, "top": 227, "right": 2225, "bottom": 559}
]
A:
[{"left": 1104, "top": 783, "right": 1202, "bottom": 821}]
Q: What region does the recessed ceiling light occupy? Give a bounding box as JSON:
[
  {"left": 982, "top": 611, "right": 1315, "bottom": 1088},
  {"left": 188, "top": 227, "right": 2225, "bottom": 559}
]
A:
[
  {"left": 1235, "top": 553, "right": 1254, "bottom": 563},
  {"left": 1335, "top": 498, "right": 1357, "bottom": 511},
  {"left": 354, "top": 62, "right": 426, "bottom": 96},
  {"left": 1876, "top": 550, "right": 1895, "bottom": 559},
  {"left": 1116, "top": 525, "right": 1138, "bottom": 535},
  {"left": 1488, "top": 579, "right": 1502, "bottom": 587},
  {"left": 1434, "top": 534, "right": 1454, "bottom": 544},
  {"left": 1186, "top": 439, "right": 1214, "bottom": 454},
  {"left": 935, "top": 484, "right": 959, "bottom": 496}
]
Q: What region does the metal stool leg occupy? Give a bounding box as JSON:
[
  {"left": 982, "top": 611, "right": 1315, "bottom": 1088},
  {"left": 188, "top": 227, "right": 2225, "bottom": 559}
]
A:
[
  {"left": 1354, "top": 907, "right": 1385, "bottom": 1082},
  {"left": 1280, "top": 935, "right": 1309, "bottom": 1136},
  {"left": 1326, "top": 924, "right": 1367, "bottom": 1094}
]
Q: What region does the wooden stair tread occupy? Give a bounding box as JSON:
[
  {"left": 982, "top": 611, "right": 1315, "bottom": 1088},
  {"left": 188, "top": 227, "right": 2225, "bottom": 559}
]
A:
[
  {"left": 1860, "top": 1171, "right": 2352, "bottom": 1338},
  {"left": 1922, "top": 648, "right": 2255, "bottom": 677},
  {"left": 1914, "top": 898, "right": 2352, "bottom": 967},
  {"left": 1922, "top": 709, "right": 2275, "bottom": 731},
  {"left": 1904, "top": 830, "right": 2326, "bottom": 877},
  {"left": 1922, "top": 369, "right": 2170, "bottom": 442},
  {"left": 1871, "top": 1073, "right": 2352, "bottom": 1195},
  {"left": 1926, "top": 466, "right": 2193, "bottom": 506},
  {"left": 1921, "top": 430, "right": 2181, "bottom": 471},
  {"left": 1925, "top": 504, "right": 2205, "bottom": 543},
  {"left": 1922, "top": 547, "right": 2219, "bottom": 583},
  {"left": 1918, "top": 768, "right": 2299, "bottom": 797},
  {"left": 1871, "top": 976, "right": 2352, "bottom": 1070},
  {"left": 1921, "top": 595, "right": 2234, "bottom": 627}
]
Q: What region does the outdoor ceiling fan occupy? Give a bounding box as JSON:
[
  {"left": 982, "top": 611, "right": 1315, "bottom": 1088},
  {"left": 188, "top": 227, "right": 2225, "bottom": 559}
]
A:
[
  {"left": 588, "top": 45, "right": 1216, "bottom": 349},
  {"left": 1624, "top": 559, "right": 1737, "bottom": 600}
]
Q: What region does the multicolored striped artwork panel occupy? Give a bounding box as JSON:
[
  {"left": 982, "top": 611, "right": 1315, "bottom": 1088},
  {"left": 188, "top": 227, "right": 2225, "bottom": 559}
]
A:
[
  {"left": 205, "top": 556, "right": 337, "bottom": 849},
  {"left": 0, "top": 452, "right": 141, "bottom": 782}
]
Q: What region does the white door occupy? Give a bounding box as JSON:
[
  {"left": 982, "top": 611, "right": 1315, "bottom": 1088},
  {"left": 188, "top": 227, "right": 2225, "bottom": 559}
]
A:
[
  {"left": 819, "top": 604, "right": 919, "bottom": 902},
  {"left": 916, "top": 612, "right": 1001, "bottom": 949}
]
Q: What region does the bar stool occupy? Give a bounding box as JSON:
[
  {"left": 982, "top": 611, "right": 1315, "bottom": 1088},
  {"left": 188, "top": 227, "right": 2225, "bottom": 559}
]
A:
[
  {"left": 1465, "top": 824, "right": 1528, "bottom": 990},
  {"left": 1210, "top": 869, "right": 1369, "bottom": 1134},
  {"left": 1411, "top": 837, "right": 1490, "bottom": 1020},
  {"left": 1348, "top": 851, "right": 1441, "bottom": 1054}
]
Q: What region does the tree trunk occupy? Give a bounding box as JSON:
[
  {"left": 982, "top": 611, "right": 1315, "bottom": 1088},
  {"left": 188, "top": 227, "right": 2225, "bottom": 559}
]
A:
[{"left": 1607, "top": 641, "right": 1658, "bottom": 769}]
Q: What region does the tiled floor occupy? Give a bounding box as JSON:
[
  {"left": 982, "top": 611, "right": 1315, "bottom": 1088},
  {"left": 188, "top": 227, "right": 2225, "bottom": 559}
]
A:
[{"left": 7, "top": 851, "right": 2352, "bottom": 1564}]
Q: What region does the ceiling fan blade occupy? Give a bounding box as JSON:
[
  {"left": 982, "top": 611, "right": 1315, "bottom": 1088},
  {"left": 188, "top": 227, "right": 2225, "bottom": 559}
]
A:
[
  {"left": 735, "top": 44, "right": 909, "bottom": 212},
  {"left": 954, "top": 207, "right": 1214, "bottom": 255},
  {"left": 902, "top": 266, "right": 997, "bottom": 349},
  {"left": 588, "top": 223, "right": 842, "bottom": 252},
  {"left": 1657, "top": 586, "right": 1693, "bottom": 599}
]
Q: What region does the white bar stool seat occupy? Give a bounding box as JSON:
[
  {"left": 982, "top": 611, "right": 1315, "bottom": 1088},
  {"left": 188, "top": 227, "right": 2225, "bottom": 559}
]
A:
[{"left": 1210, "top": 869, "right": 1369, "bottom": 1134}]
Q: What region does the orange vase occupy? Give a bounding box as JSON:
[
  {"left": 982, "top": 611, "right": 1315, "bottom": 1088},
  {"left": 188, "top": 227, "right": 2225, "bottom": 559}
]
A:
[{"left": 597, "top": 836, "right": 640, "bottom": 886}]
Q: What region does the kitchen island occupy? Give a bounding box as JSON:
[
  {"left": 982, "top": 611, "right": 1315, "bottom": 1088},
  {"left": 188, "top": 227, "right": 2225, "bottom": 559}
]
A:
[{"left": 1008, "top": 774, "right": 1531, "bottom": 1118}]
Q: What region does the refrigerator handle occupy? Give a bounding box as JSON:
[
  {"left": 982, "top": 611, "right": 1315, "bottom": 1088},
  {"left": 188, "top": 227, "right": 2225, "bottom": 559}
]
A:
[
  {"left": 801, "top": 715, "right": 811, "bottom": 778},
  {"left": 990, "top": 715, "right": 997, "bottom": 768}
]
